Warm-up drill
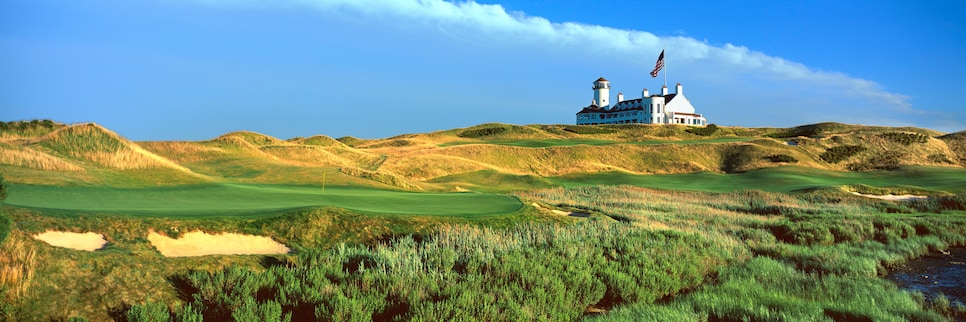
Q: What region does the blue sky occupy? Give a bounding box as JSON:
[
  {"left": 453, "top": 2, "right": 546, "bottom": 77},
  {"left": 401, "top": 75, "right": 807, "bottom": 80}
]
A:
[{"left": 2, "top": 0, "right": 964, "bottom": 140}]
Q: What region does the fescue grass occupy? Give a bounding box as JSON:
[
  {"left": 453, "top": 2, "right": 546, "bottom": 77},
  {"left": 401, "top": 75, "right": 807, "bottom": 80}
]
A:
[
  {"left": 520, "top": 185, "right": 965, "bottom": 321},
  {"left": 0, "top": 234, "right": 36, "bottom": 301},
  {"left": 4, "top": 120, "right": 966, "bottom": 320},
  {"left": 24, "top": 183, "right": 959, "bottom": 321},
  {"left": 4, "top": 121, "right": 963, "bottom": 191}
]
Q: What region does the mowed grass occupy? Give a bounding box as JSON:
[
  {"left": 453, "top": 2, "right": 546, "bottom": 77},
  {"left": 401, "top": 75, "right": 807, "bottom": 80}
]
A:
[
  {"left": 558, "top": 166, "right": 966, "bottom": 193},
  {"left": 438, "top": 137, "right": 753, "bottom": 148},
  {"left": 5, "top": 184, "right": 522, "bottom": 217},
  {"left": 435, "top": 166, "right": 966, "bottom": 193}
]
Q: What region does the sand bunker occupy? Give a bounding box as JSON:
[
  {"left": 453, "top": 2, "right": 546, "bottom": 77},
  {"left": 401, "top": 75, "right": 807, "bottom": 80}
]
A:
[
  {"left": 850, "top": 191, "right": 929, "bottom": 202},
  {"left": 148, "top": 231, "right": 290, "bottom": 257},
  {"left": 33, "top": 231, "right": 108, "bottom": 251},
  {"left": 532, "top": 202, "right": 590, "bottom": 217}
]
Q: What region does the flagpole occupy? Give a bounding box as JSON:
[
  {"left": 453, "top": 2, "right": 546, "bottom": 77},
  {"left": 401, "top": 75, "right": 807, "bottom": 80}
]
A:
[{"left": 663, "top": 44, "right": 667, "bottom": 89}]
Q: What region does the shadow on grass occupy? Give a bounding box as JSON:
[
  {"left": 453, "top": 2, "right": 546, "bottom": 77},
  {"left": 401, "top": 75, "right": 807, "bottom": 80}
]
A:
[{"left": 167, "top": 274, "right": 198, "bottom": 303}]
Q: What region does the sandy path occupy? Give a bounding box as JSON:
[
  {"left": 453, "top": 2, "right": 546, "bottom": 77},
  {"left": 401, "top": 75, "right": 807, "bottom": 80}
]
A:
[
  {"left": 147, "top": 231, "right": 290, "bottom": 257},
  {"left": 33, "top": 231, "right": 108, "bottom": 251},
  {"left": 850, "top": 192, "right": 929, "bottom": 201}
]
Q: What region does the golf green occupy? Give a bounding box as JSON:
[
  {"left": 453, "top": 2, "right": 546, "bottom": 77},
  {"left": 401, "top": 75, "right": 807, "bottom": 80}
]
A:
[{"left": 5, "top": 184, "right": 523, "bottom": 217}]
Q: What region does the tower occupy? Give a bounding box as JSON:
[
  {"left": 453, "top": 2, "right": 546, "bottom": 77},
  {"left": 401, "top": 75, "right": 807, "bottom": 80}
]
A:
[{"left": 592, "top": 77, "right": 610, "bottom": 109}]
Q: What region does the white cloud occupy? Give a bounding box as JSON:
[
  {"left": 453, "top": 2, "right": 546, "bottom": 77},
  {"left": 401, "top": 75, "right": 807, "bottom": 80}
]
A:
[
  {"left": 193, "top": 0, "right": 918, "bottom": 121},
  {"left": 277, "top": 0, "right": 914, "bottom": 113}
]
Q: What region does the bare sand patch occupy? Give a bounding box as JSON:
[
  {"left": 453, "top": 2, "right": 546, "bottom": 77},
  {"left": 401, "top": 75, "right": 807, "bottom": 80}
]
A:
[
  {"left": 850, "top": 191, "right": 929, "bottom": 201},
  {"left": 147, "top": 231, "right": 290, "bottom": 257},
  {"left": 33, "top": 231, "right": 107, "bottom": 251},
  {"left": 532, "top": 202, "right": 590, "bottom": 217}
]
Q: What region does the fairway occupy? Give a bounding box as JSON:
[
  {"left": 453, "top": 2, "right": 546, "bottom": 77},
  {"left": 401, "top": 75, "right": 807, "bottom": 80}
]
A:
[
  {"left": 438, "top": 137, "right": 753, "bottom": 148},
  {"left": 556, "top": 166, "right": 966, "bottom": 193},
  {"left": 5, "top": 184, "right": 523, "bottom": 217},
  {"left": 433, "top": 166, "right": 966, "bottom": 193}
]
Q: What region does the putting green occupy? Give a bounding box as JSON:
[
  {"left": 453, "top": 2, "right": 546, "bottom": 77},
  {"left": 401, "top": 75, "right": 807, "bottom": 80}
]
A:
[{"left": 5, "top": 184, "right": 523, "bottom": 217}]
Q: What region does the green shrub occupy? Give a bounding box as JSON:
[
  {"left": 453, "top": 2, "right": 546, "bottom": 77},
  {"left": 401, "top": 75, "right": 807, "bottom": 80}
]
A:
[
  {"left": 232, "top": 299, "right": 290, "bottom": 322},
  {"left": 880, "top": 132, "right": 929, "bottom": 145},
  {"left": 908, "top": 193, "right": 966, "bottom": 213},
  {"left": 721, "top": 145, "right": 761, "bottom": 173},
  {"left": 160, "top": 222, "right": 731, "bottom": 320},
  {"left": 873, "top": 219, "right": 916, "bottom": 244},
  {"left": 820, "top": 145, "right": 866, "bottom": 163},
  {"left": 685, "top": 124, "right": 719, "bottom": 136},
  {"left": 127, "top": 301, "right": 172, "bottom": 322},
  {"left": 927, "top": 154, "right": 953, "bottom": 164},
  {"left": 765, "top": 154, "right": 798, "bottom": 163},
  {"left": 0, "top": 119, "right": 57, "bottom": 133},
  {"left": 848, "top": 151, "right": 905, "bottom": 171},
  {"left": 457, "top": 126, "right": 507, "bottom": 138},
  {"left": 771, "top": 221, "right": 835, "bottom": 246},
  {"left": 174, "top": 303, "right": 203, "bottom": 322}
]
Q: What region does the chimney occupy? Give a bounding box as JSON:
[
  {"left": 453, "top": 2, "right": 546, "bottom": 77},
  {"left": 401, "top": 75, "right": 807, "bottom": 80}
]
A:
[
  {"left": 661, "top": 85, "right": 668, "bottom": 96},
  {"left": 675, "top": 83, "right": 683, "bottom": 95},
  {"left": 617, "top": 92, "right": 624, "bottom": 102},
  {"left": 642, "top": 88, "right": 649, "bottom": 97}
]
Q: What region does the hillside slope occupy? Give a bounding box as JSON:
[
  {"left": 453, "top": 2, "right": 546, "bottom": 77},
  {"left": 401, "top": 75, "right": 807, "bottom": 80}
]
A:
[
  {"left": 1, "top": 120, "right": 962, "bottom": 189},
  {"left": 0, "top": 122, "right": 207, "bottom": 185}
]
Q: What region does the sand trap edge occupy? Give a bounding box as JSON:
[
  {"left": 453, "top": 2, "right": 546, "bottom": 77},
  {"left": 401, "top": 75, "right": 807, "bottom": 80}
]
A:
[
  {"left": 850, "top": 191, "right": 929, "bottom": 201},
  {"left": 148, "top": 231, "right": 291, "bottom": 257},
  {"left": 33, "top": 231, "right": 108, "bottom": 251}
]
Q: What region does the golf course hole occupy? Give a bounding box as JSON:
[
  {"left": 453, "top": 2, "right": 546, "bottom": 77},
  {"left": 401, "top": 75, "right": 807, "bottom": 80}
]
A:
[
  {"left": 33, "top": 231, "right": 108, "bottom": 251},
  {"left": 850, "top": 192, "right": 929, "bottom": 202},
  {"left": 147, "top": 231, "right": 291, "bottom": 257}
]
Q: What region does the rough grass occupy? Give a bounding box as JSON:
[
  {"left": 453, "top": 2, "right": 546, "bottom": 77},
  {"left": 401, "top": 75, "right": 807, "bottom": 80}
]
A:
[
  {"left": 5, "top": 169, "right": 966, "bottom": 321},
  {"left": 522, "top": 185, "right": 965, "bottom": 321},
  {"left": 0, "top": 234, "right": 36, "bottom": 301},
  {"left": 2, "top": 121, "right": 962, "bottom": 190},
  {"left": 4, "top": 120, "right": 966, "bottom": 320},
  {"left": 13, "top": 184, "right": 961, "bottom": 321}
]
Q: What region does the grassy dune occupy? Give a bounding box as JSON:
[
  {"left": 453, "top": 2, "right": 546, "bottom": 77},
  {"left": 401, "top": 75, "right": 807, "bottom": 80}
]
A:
[
  {"left": 2, "top": 120, "right": 963, "bottom": 189},
  {"left": 2, "top": 120, "right": 966, "bottom": 320}
]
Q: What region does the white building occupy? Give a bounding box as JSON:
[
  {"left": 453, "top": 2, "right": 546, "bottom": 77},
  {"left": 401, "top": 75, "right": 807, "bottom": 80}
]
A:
[{"left": 576, "top": 77, "right": 708, "bottom": 126}]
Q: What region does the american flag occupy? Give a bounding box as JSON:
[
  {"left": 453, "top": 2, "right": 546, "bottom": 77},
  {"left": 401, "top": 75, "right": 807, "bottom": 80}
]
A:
[{"left": 650, "top": 50, "right": 664, "bottom": 78}]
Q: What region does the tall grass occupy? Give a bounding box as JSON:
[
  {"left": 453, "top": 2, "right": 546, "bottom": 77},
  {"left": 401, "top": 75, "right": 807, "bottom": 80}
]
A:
[
  {"left": 525, "top": 186, "right": 966, "bottom": 321},
  {"left": 0, "top": 144, "right": 83, "bottom": 171},
  {"left": 124, "top": 221, "right": 742, "bottom": 321},
  {"left": 0, "top": 235, "right": 37, "bottom": 301}
]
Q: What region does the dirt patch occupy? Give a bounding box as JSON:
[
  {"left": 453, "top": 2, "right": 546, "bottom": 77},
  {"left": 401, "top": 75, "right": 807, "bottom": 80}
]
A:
[
  {"left": 33, "top": 231, "right": 107, "bottom": 251},
  {"left": 850, "top": 191, "right": 929, "bottom": 201},
  {"left": 147, "top": 231, "right": 290, "bottom": 257}
]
